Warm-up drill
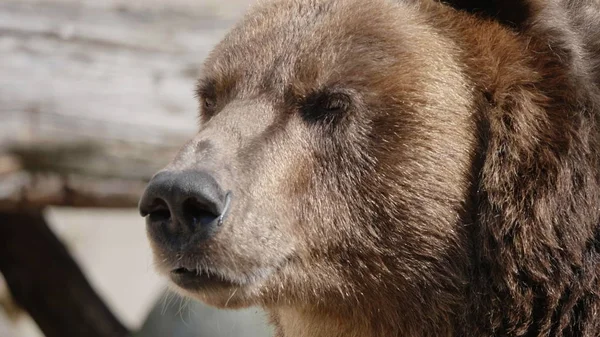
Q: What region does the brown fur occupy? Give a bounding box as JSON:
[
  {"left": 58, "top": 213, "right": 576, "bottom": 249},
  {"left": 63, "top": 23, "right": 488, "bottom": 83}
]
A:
[{"left": 144, "top": 0, "right": 600, "bottom": 336}]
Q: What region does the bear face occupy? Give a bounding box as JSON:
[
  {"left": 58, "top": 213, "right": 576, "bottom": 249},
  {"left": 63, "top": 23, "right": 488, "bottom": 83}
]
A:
[
  {"left": 139, "top": 0, "right": 600, "bottom": 336},
  {"left": 145, "top": 0, "right": 474, "bottom": 309}
]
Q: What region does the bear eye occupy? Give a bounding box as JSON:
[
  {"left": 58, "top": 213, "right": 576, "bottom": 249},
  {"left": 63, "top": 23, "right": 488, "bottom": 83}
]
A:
[
  {"left": 196, "top": 78, "right": 218, "bottom": 117},
  {"left": 203, "top": 97, "right": 216, "bottom": 110},
  {"left": 199, "top": 96, "right": 217, "bottom": 118},
  {"left": 301, "top": 91, "right": 351, "bottom": 124}
]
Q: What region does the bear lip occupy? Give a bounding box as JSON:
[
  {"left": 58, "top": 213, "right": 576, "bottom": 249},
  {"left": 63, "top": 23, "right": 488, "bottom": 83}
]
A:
[
  {"left": 169, "top": 266, "right": 236, "bottom": 291},
  {"left": 171, "top": 267, "right": 196, "bottom": 275}
]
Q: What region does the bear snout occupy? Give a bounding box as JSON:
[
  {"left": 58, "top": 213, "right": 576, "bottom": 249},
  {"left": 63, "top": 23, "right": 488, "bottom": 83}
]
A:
[{"left": 139, "top": 170, "right": 232, "bottom": 252}]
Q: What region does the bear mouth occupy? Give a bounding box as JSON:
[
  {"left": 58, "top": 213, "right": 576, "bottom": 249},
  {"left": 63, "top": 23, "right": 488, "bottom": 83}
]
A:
[{"left": 169, "top": 266, "right": 236, "bottom": 290}]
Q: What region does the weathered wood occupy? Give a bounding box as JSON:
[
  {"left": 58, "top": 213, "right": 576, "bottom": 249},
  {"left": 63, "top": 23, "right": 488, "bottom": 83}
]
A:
[
  {"left": 0, "top": 0, "right": 232, "bottom": 146},
  {"left": 0, "top": 139, "right": 182, "bottom": 210},
  {"left": 0, "top": 210, "right": 130, "bottom": 337},
  {"left": 8, "top": 140, "right": 177, "bottom": 180},
  {"left": 0, "top": 173, "right": 148, "bottom": 210},
  {"left": 0, "top": 0, "right": 240, "bottom": 210}
]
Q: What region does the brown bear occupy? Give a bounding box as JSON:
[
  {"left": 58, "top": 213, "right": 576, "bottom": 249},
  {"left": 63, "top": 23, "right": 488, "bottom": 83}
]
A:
[{"left": 138, "top": 0, "right": 600, "bottom": 336}]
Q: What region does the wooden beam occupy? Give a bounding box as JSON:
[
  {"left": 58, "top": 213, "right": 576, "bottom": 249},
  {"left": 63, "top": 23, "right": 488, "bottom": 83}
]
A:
[
  {"left": 0, "top": 173, "right": 148, "bottom": 210},
  {"left": 0, "top": 210, "right": 130, "bottom": 337},
  {"left": 8, "top": 140, "right": 177, "bottom": 180},
  {"left": 0, "top": 139, "right": 180, "bottom": 210}
]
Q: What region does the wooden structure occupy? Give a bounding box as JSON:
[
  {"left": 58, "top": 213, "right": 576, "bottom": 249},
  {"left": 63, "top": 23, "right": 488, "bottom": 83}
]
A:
[
  {"left": 0, "top": 0, "right": 246, "bottom": 335},
  {"left": 0, "top": 0, "right": 239, "bottom": 210}
]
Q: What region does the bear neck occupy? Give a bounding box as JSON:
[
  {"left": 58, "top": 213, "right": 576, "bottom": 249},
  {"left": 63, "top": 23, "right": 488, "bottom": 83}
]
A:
[
  {"left": 273, "top": 307, "right": 371, "bottom": 337},
  {"left": 272, "top": 307, "right": 381, "bottom": 337},
  {"left": 270, "top": 304, "right": 457, "bottom": 337}
]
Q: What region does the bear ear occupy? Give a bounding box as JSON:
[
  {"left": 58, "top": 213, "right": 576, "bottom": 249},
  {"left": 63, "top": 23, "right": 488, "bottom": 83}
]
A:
[{"left": 437, "top": 0, "right": 534, "bottom": 28}]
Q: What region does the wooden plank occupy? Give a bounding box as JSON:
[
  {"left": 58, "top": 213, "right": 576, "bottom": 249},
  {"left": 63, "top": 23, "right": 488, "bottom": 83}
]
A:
[
  {"left": 0, "top": 139, "right": 182, "bottom": 210},
  {"left": 0, "top": 0, "right": 243, "bottom": 209},
  {"left": 0, "top": 0, "right": 234, "bottom": 146},
  {"left": 9, "top": 140, "right": 176, "bottom": 179},
  {"left": 14, "top": 0, "right": 253, "bottom": 20},
  {"left": 0, "top": 173, "right": 148, "bottom": 210},
  {"left": 0, "top": 210, "right": 130, "bottom": 337}
]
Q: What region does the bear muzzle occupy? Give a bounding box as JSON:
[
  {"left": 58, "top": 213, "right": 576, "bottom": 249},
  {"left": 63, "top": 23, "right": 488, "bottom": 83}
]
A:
[{"left": 138, "top": 170, "right": 232, "bottom": 252}]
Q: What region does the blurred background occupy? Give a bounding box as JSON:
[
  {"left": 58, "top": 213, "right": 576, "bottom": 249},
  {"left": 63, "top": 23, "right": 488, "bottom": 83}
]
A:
[{"left": 0, "top": 0, "right": 273, "bottom": 336}]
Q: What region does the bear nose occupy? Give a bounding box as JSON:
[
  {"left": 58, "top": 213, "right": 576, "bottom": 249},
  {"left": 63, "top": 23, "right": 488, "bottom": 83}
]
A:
[{"left": 138, "top": 170, "right": 231, "bottom": 250}]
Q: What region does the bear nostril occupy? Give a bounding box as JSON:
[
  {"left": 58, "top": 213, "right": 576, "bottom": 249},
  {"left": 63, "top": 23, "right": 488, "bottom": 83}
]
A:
[
  {"left": 139, "top": 171, "right": 230, "bottom": 249},
  {"left": 146, "top": 199, "right": 171, "bottom": 223},
  {"left": 182, "top": 198, "right": 219, "bottom": 227}
]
